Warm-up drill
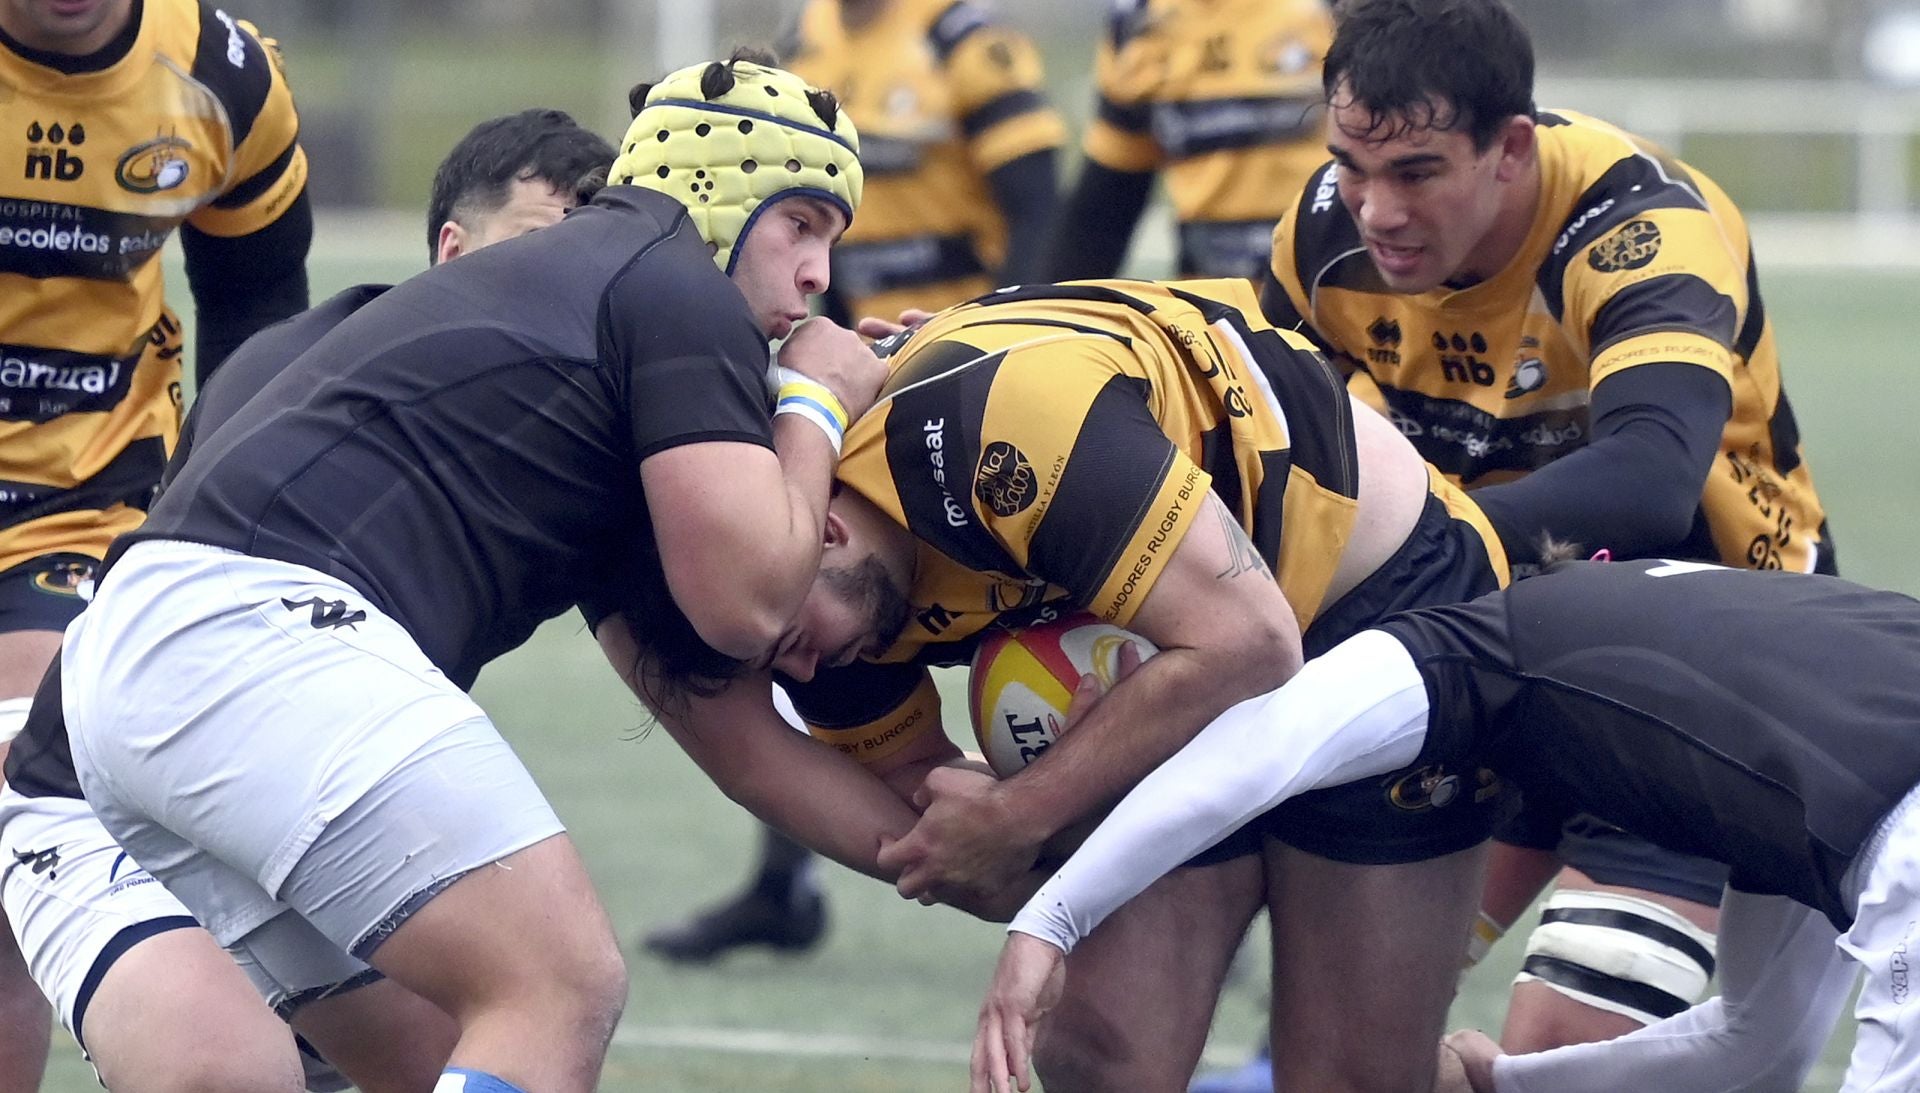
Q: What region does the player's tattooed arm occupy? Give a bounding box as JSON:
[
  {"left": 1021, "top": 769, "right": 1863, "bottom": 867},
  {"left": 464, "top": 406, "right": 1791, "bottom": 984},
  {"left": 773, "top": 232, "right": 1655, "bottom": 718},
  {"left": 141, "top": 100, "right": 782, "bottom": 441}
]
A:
[{"left": 1213, "top": 503, "right": 1273, "bottom": 582}]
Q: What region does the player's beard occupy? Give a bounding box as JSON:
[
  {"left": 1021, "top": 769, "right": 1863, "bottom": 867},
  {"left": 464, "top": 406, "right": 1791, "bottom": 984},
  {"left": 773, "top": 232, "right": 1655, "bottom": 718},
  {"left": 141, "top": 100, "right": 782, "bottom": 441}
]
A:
[{"left": 825, "top": 555, "right": 911, "bottom": 659}]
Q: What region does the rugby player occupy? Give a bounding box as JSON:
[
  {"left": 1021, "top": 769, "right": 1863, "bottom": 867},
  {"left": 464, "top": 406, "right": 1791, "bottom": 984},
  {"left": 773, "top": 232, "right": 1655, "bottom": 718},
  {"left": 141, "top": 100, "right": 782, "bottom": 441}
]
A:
[
  {"left": 1261, "top": 0, "right": 1835, "bottom": 1054},
  {"left": 14, "top": 55, "right": 881, "bottom": 1093},
  {"left": 1048, "top": 0, "right": 1334, "bottom": 281},
  {"left": 973, "top": 558, "right": 1917, "bottom": 1093},
  {"left": 609, "top": 277, "right": 1517, "bottom": 1092},
  {"left": 644, "top": 0, "right": 1067, "bottom": 967},
  {"left": 0, "top": 107, "right": 615, "bottom": 1091},
  {"left": 0, "top": 0, "right": 312, "bottom": 1084}
]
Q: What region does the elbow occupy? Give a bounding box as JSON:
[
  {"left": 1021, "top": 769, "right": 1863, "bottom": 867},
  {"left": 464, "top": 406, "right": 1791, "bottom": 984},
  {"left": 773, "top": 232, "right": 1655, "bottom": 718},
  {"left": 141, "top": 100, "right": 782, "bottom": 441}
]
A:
[
  {"left": 686, "top": 603, "right": 787, "bottom": 662},
  {"left": 1235, "top": 617, "right": 1304, "bottom": 697}
]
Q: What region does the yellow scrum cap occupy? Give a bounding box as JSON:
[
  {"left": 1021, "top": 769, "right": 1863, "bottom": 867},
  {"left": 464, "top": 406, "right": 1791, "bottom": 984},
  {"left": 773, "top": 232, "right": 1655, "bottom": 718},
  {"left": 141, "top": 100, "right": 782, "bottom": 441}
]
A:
[{"left": 609, "top": 57, "right": 863, "bottom": 275}]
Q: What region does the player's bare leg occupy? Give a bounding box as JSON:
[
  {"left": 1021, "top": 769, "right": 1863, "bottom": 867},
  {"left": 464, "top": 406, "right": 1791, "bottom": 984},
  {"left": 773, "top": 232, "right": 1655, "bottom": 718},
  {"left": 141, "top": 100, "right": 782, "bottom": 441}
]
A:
[
  {"left": 1499, "top": 867, "right": 1718, "bottom": 1052},
  {"left": 0, "top": 630, "right": 67, "bottom": 1092},
  {"left": 362, "top": 834, "right": 626, "bottom": 1093},
  {"left": 82, "top": 926, "right": 304, "bottom": 1093},
  {"left": 1266, "top": 839, "right": 1489, "bottom": 1093},
  {"left": 1034, "top": 854, "right": 1263, "bottom": 1090},
  {"left": 293, "top": 975, "right": 460, "bottom": 1092}
]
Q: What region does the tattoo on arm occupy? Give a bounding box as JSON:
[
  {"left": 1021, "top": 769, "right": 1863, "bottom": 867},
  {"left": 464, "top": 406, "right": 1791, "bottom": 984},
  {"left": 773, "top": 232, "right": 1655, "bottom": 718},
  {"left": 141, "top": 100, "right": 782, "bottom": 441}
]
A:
[{"left": 1213, "top": 501, "right": 1273, "bottom": 582}]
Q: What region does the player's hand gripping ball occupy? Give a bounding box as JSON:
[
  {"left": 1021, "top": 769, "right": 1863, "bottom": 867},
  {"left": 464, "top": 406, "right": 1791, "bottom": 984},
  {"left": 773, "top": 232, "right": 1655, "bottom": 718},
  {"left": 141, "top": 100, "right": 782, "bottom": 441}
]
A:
[{"left": 968, "top": 614, "right": 1158, "bottom": 777}]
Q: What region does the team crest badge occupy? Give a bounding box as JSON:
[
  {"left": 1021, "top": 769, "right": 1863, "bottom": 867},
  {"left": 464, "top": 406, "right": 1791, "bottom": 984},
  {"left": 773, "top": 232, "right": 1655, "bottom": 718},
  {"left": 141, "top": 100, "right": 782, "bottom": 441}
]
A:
[
  {"left": 975, "top": 441, "right": 1036, "bottom": 518},
  {"left": 116, "top": 135, "right": 193, "bottom": 193},
  {"left": 31, "top": 560, "right": 95, "bottom": 599},
  {"left": 1587, "top": 219, "right": 1661, "bottom": 273}
]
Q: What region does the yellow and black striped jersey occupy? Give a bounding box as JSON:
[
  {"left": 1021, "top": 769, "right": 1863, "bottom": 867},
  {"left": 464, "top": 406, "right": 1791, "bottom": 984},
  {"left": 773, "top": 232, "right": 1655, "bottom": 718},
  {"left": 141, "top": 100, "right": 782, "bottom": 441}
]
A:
[
  {"left": 0, "top": 0, "right": 306, "bottom": 575},
  {"left": 1268, "top": 109, "right": 1828, "bottom": 572},
  {"left": 784, "top": 0, "right": 1065, "bottom": 321},
  {"left": 792, "top": 277, "right": 1363, "bottom": 762},
  {"left": 1085, "top": 0, "right": 1331, "bottom": 277}
]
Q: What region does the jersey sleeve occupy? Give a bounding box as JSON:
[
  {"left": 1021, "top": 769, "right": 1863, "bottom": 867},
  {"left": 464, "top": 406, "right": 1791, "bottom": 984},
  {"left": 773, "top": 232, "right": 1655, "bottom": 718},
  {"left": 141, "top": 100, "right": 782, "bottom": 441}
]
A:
[
  {"left": 942, "top": 14, "right": 1067, "bottom": 173},
  {"left": 968, "top": 342, "right": 1211, "bottom": 627},
  {"left": 1560, "top": 208, "right": 1746, "bottom": 391},
  {"left": 186, "top": 14, "right": 309, "bottom": 238},
  {"left": 606, "top": 224, "right": 775, "bottom": 459},
  {"left": 783, "top": 660, "right": 946, "bottom": 766},
  {"left": 1081, "top": 4, "right": 1166, "bottom": 173}
]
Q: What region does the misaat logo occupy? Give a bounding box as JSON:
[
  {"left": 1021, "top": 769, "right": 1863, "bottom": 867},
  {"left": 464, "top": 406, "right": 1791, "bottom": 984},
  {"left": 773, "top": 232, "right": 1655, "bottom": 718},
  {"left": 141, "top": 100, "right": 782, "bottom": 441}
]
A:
[
  {"left": 115, "top": 135, "right": 192, "bottom": 194},
  {"left": 23, "top": 120, "right": 85, "bottom": 182}
]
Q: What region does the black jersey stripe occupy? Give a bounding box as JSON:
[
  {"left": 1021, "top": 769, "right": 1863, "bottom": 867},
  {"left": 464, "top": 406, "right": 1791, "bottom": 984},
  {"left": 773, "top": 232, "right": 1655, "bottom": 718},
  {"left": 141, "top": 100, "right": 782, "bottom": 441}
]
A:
[
  {"left": 1151, "top": 96, "right": 1322, "bottom": 161},
  {"left": 0, "top": 203, "right": 180, "bottom": 281},
  {"left": 1520, "top": 955, "right": 1692, "bottom": 1020},
  {"left": 832, "top": 234, "right": 985, "bottom": 299},
  {"left": 1027, "top": 374, "right": 1172, "bottom": 602},
  {"left": 967, "top": 281, "right": 1164, "bottom": 318},
  {"left": 1536, "top": 155, "right": 1710, "bottom": 323},
  {"left": 1095, "top": 95, "right": 1152, "bottom": 135},
  {"left": 1199, "top": 419, "right": 1243, "bottom": 518},
  {"left": 209, "top": 134, "right": 299, "bottom": 210},
  {"left": 856, "top": 136, "right": 925, "bottom": 176},
  {"left": 1176, "top": 219, "right": 1279, "bottom": 279},
  {"left": 961, "top": 90, "right": 1048, "bottom": 139},
  {"left": 1734, "top": 244, "right": 1766, "bottom": 360},
  {"left": 0, "top": 436, "right": 165, "bottom": 530},
  {"left": 957, "top": 317, "right": 1133, "bottom": 346},
  {"left": 1373, "top": 385, "right": 1585, "bottom": 482},
  {"left": 190, "top": 1, "right": 276, "bottom": 149},
  {"left": 1538, "top": 905, "right": 1718, "bottom": 974},
  {"left": 1588, "top": 274, "right": 1740, "bottom": 360},
  {"left": 880, "top": 346, "right": 1022, "bottom": 575},
  {"left": 0, "top": 340, "right": 145, "bottom": 424},
  {"left": 1770, "top": 388, "right": 1807, "bottom": 479},
  {"left": 782, "top": 659, "right": 927, "bottom": 728},
  {"left": 928, "top": 0, "right": 991, "bottom": 61}
]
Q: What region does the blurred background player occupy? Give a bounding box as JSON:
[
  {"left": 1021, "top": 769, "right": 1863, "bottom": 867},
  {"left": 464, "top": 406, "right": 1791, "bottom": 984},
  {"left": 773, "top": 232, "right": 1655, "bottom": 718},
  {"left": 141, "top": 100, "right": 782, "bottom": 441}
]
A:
[
  {"left": 1047, "top": 0, "right": 1333, "bottom": 281},
  {"left": 0, "top": 104, "right": 612, "bottom": 1092},
  {"left": 426, "top": 107, "right": 616, "bottom": 266},
  {"left": 0, "top": 0, "right": 310, "bottom": 1085},
  {"left": 641, "top": 0, "right": 1065, "bottom": 966},
  {"left": 1259, "top": 0, "right": 1835, "bottom": 1075}
]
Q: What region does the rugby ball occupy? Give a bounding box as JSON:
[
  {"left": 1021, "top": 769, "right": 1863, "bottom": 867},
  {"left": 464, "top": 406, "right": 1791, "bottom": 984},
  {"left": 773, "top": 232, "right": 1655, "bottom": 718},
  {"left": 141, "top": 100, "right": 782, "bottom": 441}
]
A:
[{"left": 967, "top": 614, "right": 1158, "bottom": 777}]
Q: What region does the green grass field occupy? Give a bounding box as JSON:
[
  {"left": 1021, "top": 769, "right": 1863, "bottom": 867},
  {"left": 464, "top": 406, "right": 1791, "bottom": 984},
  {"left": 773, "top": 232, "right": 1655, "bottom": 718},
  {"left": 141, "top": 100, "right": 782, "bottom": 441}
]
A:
[{"left": 32, "top": 239, "right": 1920, "bottom": 1090}]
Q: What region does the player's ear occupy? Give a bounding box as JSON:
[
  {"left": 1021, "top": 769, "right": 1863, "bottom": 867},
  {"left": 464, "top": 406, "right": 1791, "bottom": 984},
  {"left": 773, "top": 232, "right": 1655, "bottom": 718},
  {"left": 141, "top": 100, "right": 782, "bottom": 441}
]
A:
[
  {"left": 1492, "top": 115, "right": 1536, "bottom": 183},
  {"left": 434, "top": 220, "right": 467, "bottom": 266},
  {"left": 822, "top": 507, "right": 851, "bottom": 550}
]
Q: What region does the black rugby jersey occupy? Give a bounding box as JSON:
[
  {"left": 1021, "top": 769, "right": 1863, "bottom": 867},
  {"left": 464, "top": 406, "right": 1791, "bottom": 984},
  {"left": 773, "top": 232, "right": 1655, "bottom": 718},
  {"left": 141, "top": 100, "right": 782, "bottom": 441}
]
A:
[
  {"left": 1379, "top": 559, "right": 1920, "bottom": 928},
  {"left": 113, "top": 186, "right": 774, "bottom": 688}
]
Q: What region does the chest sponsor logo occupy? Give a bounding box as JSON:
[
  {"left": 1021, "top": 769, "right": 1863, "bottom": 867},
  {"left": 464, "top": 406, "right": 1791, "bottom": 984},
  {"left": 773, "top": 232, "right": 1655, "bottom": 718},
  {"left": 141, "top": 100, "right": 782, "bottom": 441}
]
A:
[
  {"left": 1588, "top": 219, "right": 1661, "bottom": 272},
  {"left": 975, "top": 440, "right": 1036, "bottom": 517},
  {"left": 23, "top": 120, "right": 85, "bottom": 182},
  {"left": 923, "top": 417, "right": 969, "bottom": 528},
  {"left": 115, "top": 135, "right": 192, "bottom": 194},
  {"left": 0, "top": 201, "right": 176, "bottom": 280},
  {"left": 1432, "top": 329, "right": 1495, "bottom": 387},
  {"left": 1309, "top": 162, "right": 1339, "bottom": 214},
  {"left": 0, "top": 345, "right": 138, "bottom": 423},
  {"left": 1553, "top": 197, "right": 1615, "bottom": 255},
  {"left": 1365, "top": 316, "right": 1402, "bottom": 365},
  {"left": 1380, "top": 387, "right": 1586, "bottom": 478}
]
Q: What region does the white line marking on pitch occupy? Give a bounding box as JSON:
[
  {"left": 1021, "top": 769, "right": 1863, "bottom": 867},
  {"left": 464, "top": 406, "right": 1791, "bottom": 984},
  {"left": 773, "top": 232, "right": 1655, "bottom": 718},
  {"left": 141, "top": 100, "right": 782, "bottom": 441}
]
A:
[{"left": 611, "top": 1024, "right": 1242, "bottom": 1066}]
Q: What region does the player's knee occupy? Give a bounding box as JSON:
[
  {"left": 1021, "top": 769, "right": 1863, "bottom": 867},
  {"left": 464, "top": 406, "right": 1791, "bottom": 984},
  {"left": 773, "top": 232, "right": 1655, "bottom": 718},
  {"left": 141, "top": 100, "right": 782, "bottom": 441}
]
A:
[
  {"left": 547, "top": 930, "right": 628, "bottom": 1041},
  {"left": 1031, "top": 1005, "right": 1144, "bottom": 1091},
  {"left": 1515, "top": 889, "right": 1717, "bottom": 1028}
]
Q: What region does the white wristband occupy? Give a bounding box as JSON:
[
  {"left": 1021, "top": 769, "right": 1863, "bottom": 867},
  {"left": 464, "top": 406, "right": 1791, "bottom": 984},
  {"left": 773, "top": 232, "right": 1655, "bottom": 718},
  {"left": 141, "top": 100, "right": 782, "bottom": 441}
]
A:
[{"left": 775, "top": 398, "right": 844, "bottom": 456}]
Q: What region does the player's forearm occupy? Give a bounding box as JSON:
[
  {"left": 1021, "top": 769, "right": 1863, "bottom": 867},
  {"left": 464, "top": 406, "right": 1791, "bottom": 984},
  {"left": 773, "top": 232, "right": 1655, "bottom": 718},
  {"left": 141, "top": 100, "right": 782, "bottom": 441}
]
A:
[
  {"left": 1044, "top": 161, "right": 1150, "bottom": 281},
  {"left": 998, "top": 636, "right": 1295, "bottom": 842},
  {"left": 986, "top": 150, "right": 1059, "bottom": 287},
  {"left": 1471, "top": 363, "right": 1730, "bottom": 564},
  {"left": 1009, "top": 630, "right": 1431, "bottom": 952}
]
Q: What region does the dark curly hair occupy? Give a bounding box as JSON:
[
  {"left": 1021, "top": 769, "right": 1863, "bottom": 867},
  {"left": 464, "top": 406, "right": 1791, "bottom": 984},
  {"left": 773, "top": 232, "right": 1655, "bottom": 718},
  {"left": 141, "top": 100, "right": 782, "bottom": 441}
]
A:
[{"left": 1323, "top": 0, "right": 1536, "bottom": 151}]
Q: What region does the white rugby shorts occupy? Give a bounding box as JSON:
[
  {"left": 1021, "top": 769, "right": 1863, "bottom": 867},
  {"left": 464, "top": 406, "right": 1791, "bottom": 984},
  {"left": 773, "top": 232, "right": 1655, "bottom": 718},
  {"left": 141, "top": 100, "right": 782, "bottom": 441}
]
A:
[
  {"left": 0, "top": 788, "right": 193, "bottom": 1046},
  {"left": 62, "top": 540, "right": 563, "bottom": 1003}
]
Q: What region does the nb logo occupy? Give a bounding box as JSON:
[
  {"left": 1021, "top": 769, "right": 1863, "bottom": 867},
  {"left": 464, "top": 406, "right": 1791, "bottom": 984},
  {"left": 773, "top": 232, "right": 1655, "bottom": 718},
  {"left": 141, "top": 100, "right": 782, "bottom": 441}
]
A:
[
  {"left": 281, "top": 596, "right": 367, "bottom": 631},
  {"left": 12, "top": 847, "right": 59, "bottom": 879},
  {"left": 24, "top": 120, "right": 85, "bottom": 182}
]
